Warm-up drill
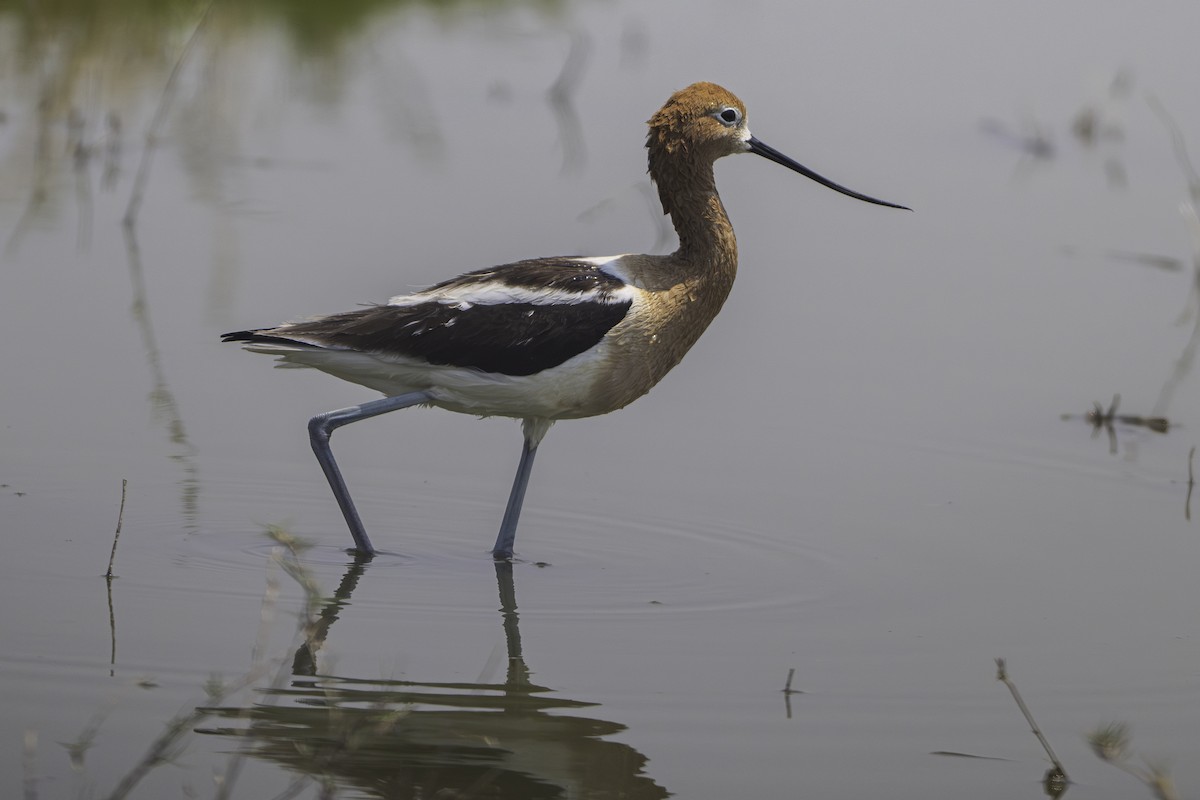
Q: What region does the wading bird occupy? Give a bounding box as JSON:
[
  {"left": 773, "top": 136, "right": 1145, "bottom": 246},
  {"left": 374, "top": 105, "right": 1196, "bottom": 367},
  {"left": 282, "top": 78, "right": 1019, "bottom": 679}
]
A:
[{"left": 223, "top": 82, "right": 907, "bottom": 559}]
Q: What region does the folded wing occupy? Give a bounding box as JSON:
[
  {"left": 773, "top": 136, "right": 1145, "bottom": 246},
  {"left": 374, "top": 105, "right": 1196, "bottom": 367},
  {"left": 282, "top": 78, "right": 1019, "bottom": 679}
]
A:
[{"left": 222, "top": 257, "right": 636, "bottom": 377}]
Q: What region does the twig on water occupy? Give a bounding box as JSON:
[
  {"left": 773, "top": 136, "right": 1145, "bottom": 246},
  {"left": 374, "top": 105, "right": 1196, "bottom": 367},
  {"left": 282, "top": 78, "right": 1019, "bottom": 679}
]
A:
[
  {"left": 781, "top": 667, "right": 802, "bottom": 720},
  {"left": 106, "top": 479, "right": 128, "bottom": 579},
  {"left": 995, "top": 658, "right": 1068, "bottom": 785},
  {"left": 1186, "top": 446, "right": 1195, "bottom": 522}
]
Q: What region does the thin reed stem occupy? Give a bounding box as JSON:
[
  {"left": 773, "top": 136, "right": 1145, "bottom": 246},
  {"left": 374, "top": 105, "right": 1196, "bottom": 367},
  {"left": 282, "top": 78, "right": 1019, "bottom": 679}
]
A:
[{"left": 995, "top": 658, "right": 1068, "bottom": 782}]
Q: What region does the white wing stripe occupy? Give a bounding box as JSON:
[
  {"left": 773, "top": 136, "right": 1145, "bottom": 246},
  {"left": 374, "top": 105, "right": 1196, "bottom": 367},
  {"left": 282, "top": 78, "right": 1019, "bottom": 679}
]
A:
[{"left": 388, "top": 281, "right": 636, "bottom": 308}]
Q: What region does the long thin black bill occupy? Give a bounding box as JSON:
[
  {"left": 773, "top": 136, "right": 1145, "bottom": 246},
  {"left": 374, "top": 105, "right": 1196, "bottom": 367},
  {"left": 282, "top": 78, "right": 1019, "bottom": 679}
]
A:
[{"left": 747, "top": 135, "right": 910, "bottom": 211}]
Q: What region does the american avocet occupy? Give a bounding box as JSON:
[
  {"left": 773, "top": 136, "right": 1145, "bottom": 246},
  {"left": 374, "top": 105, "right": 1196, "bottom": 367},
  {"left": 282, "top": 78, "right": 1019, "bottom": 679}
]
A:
[{"left": 223, "top": 82, "right": 907, "bottom": 559}]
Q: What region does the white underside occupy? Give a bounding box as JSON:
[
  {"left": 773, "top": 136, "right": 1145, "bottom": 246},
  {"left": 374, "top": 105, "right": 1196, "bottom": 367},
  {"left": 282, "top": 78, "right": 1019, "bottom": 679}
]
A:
[{"left": 246, "top": 338, "right": 616, "bottom": 422}]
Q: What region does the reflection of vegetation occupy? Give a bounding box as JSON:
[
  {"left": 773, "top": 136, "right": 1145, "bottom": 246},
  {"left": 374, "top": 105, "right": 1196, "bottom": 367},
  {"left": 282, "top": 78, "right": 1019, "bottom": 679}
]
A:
[
  {"left": 1060, "top": 394, "right": 1171, "bottom": 456},
  {"left": 124, "top": 224, "right": 202, "bottom": 526},
  {"left": 1088, "top": 722, "right": 1179, "bottom": 800},
  {"left": 0, "top": 0, "right": 569, "bottom": 245},
  {"left": 1020, "top": 76, "right": 1200, "bottom": 476},
  {"left": 0, "top": 0, "right": 565, "bottom": 58},
  {"left": 256, "top": 0, "right": 568, "bottom": 55}
]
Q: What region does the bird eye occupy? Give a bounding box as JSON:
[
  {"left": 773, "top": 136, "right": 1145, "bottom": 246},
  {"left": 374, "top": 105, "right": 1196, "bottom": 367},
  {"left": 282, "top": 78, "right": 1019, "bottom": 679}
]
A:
[{"left": 715, "top": 107, "right": 742, "bottom": 126}]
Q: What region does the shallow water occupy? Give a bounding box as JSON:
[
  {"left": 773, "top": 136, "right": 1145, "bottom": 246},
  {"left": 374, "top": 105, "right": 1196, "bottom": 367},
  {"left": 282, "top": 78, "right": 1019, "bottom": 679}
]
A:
[{"left": 3, "top": 1, "right": 1200, "bottom": 798}]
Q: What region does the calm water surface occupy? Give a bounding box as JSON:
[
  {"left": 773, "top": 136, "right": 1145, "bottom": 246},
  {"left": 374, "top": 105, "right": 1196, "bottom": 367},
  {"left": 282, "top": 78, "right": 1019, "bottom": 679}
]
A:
[{"left": 2, "top": 2, "right": 1199, "bottom": 798}]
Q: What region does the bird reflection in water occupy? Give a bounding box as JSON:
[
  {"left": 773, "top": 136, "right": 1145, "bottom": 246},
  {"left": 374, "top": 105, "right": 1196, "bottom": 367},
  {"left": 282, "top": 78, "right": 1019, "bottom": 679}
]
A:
[{"left": 198, "top": 559, "right": 667, "bottom": 799}]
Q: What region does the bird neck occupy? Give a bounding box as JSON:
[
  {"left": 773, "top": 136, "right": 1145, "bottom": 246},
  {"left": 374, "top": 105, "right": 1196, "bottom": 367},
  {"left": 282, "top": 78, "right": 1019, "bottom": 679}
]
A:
[
  {"left": 651, "top": 156, "right": 739, "bottom": 281},
  {"left": 670, "top": 189, "right": 738, "bottom": 273}
]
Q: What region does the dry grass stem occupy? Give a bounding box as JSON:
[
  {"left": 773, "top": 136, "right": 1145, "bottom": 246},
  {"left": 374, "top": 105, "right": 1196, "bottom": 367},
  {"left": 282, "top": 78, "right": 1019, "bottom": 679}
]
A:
[
  {"left": 995, "top": 658, "right": 1069, "bottom": 782},
  {"left": 1187, "top": 446, "right": 1195, "bottom": 521},
  {"left": 105, "top": 479, "right": 128, "bottom": 579}
]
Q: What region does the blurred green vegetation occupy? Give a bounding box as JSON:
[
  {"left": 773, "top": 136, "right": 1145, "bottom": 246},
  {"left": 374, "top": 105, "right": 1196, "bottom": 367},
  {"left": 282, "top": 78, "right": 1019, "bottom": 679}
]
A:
[
  {"left": 0, "top": 0, "right": 565, "bottom": 62},
  {"left": 0, "top": 0, "right": 567, "bottom": 238}
]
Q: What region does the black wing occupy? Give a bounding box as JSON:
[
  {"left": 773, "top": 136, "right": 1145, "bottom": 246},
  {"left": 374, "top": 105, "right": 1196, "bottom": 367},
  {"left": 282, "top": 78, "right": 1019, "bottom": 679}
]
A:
[{"left": 222, "top": 258, "right": 634, "bottom": 377}]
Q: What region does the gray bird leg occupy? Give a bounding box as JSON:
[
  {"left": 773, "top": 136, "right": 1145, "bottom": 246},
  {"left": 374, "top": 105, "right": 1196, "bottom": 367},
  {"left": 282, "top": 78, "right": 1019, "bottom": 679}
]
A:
[
  {"left": 492, "top": 434, "right": 539, "bottom": 560},
  {"left": 308, "top": 390, "right": 434, "bottom": 555}
]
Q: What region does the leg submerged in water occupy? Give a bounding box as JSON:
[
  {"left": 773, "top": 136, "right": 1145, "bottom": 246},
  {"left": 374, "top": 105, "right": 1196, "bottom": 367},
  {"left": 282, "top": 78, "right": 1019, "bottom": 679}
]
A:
[
  {"left": 308, "top": 390, "right": 434, "bottom": 555},
  {"left": 493, "top": 418, "right": 553, "bottom": 560}
]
